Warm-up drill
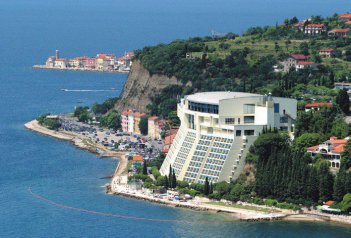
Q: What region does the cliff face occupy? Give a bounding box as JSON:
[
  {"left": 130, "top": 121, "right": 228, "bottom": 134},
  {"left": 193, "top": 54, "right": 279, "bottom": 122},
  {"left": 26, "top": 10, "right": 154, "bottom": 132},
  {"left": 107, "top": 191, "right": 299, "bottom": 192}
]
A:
[{"left": 115, "top": 60, "right": 181, "bottom": 112}]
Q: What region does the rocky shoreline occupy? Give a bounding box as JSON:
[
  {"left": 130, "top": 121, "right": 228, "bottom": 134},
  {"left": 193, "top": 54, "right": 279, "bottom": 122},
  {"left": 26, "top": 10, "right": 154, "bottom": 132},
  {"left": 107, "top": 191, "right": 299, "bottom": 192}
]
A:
[{"left": 33, "top": 65, "right": 129, "bottom": 74}]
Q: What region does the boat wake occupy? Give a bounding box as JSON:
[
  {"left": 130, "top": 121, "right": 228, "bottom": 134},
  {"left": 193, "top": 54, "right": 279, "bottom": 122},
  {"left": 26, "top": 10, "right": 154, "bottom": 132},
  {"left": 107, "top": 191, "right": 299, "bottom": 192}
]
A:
[
  {"left": 27, "top": 187, "right": 231, "bottom": 223},
  {"left": 61, "top": 89, "right": 118, "bottom": 92}
]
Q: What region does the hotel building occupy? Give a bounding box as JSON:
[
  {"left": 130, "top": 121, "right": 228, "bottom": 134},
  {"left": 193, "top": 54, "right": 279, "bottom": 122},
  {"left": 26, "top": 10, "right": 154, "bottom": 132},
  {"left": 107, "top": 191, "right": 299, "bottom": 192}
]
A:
[{"left": 160, "top": 92, "right": 297, "bottom": 184}]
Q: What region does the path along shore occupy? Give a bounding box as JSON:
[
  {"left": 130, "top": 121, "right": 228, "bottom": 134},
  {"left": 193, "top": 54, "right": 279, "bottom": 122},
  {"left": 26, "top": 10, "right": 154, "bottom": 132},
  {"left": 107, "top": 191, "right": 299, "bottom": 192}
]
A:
[
  {"left": 24, "top": 120, "right": 127, "bottom": 175},
  {"left": 25, "top": 119, "right": 351, "bottom": 225}
]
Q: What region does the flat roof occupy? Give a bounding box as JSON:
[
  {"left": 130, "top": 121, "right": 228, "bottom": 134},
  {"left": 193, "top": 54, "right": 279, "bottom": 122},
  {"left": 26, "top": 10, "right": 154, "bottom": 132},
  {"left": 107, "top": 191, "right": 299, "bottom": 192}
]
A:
[{"left": 185, "top": 92, "right": 260, "bottom": 105}]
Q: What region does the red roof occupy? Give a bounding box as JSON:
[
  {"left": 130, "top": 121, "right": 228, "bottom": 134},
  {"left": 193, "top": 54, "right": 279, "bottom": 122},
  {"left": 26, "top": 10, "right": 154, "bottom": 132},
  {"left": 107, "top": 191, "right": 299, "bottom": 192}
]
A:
[
  {"left": 305, "top": 102, "right": 333, "bottom": 108},
  {"left": 305, "top": 24, "right": 325, "bottom": 28},
  {"left": 293, "top": 22, "right": 305, "bottom": 27},
  {"left": 297, "top": 61, "right": 315, "bottom": 65},
  {"left": 339, "top": 13, "right": 351, "bottom": 19},
  {"left": 319, "top": 48, "right": 334, "bottom": 53},
  {"left": 148, "top": 116, "right": 159, "bottom": 121},
  {"left": 330, "top": 28, "right": 350, "bottom": 33},
  {"left": 307, "top": 137, "right": 349, "bottom": 154},
  {"left": 165, "top": 134, "right": 177, "bottom": 145},
  {"left": 325, "top": 200, "right": 335, "bottom": 206},
  {"left": 134, "top": 112, "right": 146, "bottom": 118},
  {"left": 132, "top": 155, "right": 143, "bottom": 162},
  {"left": 290, "top": 54, "right": 307, "bottom": 60}
]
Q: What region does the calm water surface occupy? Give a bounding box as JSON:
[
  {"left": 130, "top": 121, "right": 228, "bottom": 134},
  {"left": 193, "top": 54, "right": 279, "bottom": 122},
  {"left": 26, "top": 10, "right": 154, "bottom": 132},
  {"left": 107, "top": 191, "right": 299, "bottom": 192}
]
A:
[{"left": 1, "top": 0, "right": 351, "bottom": 237}]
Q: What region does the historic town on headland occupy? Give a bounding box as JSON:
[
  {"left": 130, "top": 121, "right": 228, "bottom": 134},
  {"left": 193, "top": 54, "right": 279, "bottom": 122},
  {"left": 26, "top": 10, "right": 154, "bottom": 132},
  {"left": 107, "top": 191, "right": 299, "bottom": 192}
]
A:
[
  {"left": 26, "top": 11, "right": 351, "bottom": 224},
  {"left": 33, "top": 50, "right": 134, "bottom": 73}
]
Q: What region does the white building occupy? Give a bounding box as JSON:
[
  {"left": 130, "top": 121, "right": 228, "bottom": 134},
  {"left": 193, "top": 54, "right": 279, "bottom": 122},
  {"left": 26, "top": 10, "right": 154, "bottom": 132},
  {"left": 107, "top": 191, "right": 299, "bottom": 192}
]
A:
[
  {"left": 128, "top": 114, "right": 135, "bottom": 134},
  {"left": 160, "top": 92, "right": 297, "bottom": 184}
]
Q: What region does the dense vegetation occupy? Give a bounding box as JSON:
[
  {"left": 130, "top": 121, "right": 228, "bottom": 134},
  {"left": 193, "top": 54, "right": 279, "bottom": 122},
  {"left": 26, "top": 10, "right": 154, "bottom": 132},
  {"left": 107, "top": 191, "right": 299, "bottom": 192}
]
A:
[
  {"left": 37, "top": 114, "right": 61, "bottom": 130},
  {"left": 135, "top": 14, "right": 351, "bottom": 123}
]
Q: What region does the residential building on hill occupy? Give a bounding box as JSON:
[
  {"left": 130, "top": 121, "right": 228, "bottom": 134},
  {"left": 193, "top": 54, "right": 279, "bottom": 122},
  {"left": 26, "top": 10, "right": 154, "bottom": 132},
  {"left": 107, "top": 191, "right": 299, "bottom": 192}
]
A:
[
  {"left": 283, "top": 54, "right": 307, "bottom": 72},
  {"left": 160, "top": 92, "right": 297, "bottom": 184},
  {"left": 307, "top": 137, "right": 350, "bottom": 169},
  {"left": 339, "top": 13, "right": 351, "bottom": 22},
  {"left": 328, "top": 28, "right": 351, "bottom": 38},
  {"left": 133, "top": 112, "right": 147, "bottom": 135},
  {"left": 295, "top": 61, "right": 318, "bottom": 71},
  {"left": 305, "top": 102, "right": 333, "bottom": 112},
  {"left": 319, "top": 48, "right": 334, "bottom": 58},
  {"left": 294, "top": 22, "right": 327, "bottom": 35}
]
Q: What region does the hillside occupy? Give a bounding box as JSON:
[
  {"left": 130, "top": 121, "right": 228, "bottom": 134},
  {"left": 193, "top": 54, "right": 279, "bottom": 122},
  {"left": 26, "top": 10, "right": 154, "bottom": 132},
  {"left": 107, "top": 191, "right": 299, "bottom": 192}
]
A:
[{"left": 114, "top": 60, "right": 181, "bottom": 112}]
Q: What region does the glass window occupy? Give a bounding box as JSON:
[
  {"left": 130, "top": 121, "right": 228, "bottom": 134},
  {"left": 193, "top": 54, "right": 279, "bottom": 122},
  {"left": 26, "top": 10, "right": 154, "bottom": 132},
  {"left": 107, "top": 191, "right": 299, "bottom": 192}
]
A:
[
  {"left": 244, "top": 130, "right": 254, "bottom": 136},
  {"left": 280, "top": 116, "right": 288, "bottom": 123},
  {"left": 274, "top": 103, "right": 280, "bottom": 113},
  {"left": 244, "top": 116, "right": 255, "bottom": 124},
  {"left": 243, "top": 104, "right": 255, "bottom": 114},
  {"left": 236, "top": 130, "right": 242, "bottom": 136},
  {"left": 225, "top": 118, "right": 235, "bottom": 124}
]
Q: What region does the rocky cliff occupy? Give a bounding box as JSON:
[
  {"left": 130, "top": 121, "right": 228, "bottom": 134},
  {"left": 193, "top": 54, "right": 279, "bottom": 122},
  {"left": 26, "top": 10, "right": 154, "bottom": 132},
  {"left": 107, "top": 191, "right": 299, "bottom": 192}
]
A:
[{"left": 115, "top": 60, "right": 181, "bottom": 112}]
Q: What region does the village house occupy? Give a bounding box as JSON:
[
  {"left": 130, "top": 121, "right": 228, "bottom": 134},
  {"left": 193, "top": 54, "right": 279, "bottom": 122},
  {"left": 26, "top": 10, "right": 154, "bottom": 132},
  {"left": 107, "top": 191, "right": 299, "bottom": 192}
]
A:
[
  {"left": 54, "top": 58, "right": 68, "bottom": 68},
  {"left": 148, "top": 116, "right": 166, "bottom": 140},
  {"left": 95, "top": 54, "right": 115, "bottom": 70},
  {"left": 305, "top": 102, "right": 333, "bottom": 112},
  {"left": 328, "top": 28, "right": 351, "bottom": 38},
  {"left": 319, "top": 48, "right": 334, "bottom": 58},
  {"left": 307, "top": 137, "right": 350, "bottom": 169},
  {"left": 339, "top": 13, "right": 351, "bottom": 23},
  {"left": 45, "top": 56, "right": 56, "bottom": 67},
  {"left": 294, "top": 22, "right": 327, "bottom": 35},
  {"left": 295, "top": 61, "right": 318, "bottom": 71},
  {"left": 283, "top": 54, "right": 307, "bottom": 72},
  {"left": 82, "top": 57, "right": 96, "bottom": 69}
]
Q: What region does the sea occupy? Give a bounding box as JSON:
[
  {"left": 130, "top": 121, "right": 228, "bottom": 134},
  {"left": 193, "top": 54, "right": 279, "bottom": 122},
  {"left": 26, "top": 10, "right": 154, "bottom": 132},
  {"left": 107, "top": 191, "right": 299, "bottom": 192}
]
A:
[{"left": 1, "top": 0, "right": 351, "bottom": 237}]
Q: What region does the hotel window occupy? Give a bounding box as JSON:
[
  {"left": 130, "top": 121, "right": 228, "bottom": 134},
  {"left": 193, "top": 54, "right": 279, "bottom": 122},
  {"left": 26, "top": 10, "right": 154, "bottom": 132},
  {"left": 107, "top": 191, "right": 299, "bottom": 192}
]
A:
[
  {"left": 243, "top": 104, "right": 255, "bottom": 114},
  {"left": 244, "top": 116, "right": 255, "bottom": 124},
  {"left": 238, "top": 118, "right": 240, "bottom": 124},
  {"left": 244, "top": 130, "right": 255, "bottom": 136},
  {"left": 225, "top": 118, "right": 235, "bottom": 124},
  {"left": 188, "top": 114, "right": 195, "bottom": 129},
  {"left": 274, "top": 103, "right": 280, "bottom": 113},
  {"left": 280, "top": 116, "right": 288, "bottom": 123},
  {"left": 236, "top": 130, "right": 242, "bottom": 136}
]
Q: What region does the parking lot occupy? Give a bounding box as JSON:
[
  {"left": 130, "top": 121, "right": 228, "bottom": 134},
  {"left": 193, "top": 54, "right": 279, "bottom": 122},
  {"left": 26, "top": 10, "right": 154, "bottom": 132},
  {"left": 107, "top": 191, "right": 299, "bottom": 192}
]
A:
[{"left": 58, "top": 115, "right": 163, "bottom": 160}]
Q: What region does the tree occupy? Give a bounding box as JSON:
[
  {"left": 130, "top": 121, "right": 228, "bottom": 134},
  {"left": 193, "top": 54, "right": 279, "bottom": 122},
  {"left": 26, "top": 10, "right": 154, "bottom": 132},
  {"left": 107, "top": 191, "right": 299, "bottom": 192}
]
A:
[
  {"left": 336, "top": 89, "right": 350, "bottom": 115},
  {"left": 168, "top": 165, "right": 173, "bottom": 188},
  {"left": 294, "top": 133, "right": 325, "bottom": 150},
  {"left": 340, "top": 193, "right": 351, "bottom": 212},
  {"left": 172, "top": 169, "right": 177, "bottom": 189},
  {"left": 299, "top": 42, "right": 309, "bottom": 55},
  {"left": 142, "top": 160, "right": 147, "bottom": 175},
  {"left": 139, "top": 117, "right": 148, "bottom": 135},
  {"left": 100, "top": 111, "right": 121, "bottom": 129},
  {"left": 204, "top": 177, "right": 210, "bottom": 195}
]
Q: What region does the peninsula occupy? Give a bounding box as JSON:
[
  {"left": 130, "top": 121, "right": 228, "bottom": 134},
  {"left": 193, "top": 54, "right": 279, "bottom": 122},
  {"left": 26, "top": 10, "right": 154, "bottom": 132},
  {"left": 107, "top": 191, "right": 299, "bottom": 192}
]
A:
[{"left": 33, "top": 50, "right": 134, "bottom": 73}]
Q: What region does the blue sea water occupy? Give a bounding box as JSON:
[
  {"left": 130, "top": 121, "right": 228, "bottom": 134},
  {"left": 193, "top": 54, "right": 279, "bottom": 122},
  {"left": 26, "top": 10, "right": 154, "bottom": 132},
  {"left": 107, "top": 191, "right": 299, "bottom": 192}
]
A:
[{"left": 1, "top": 0, "right": 351, "bottom": 237}]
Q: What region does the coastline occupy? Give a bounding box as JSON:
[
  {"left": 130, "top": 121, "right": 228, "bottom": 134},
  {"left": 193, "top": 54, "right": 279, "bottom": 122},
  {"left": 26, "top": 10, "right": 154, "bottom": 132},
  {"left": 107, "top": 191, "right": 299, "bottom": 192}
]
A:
[
  {"left": 32, "top": 65, "right": 129, "bottom": 74},
  {"left": 24, "top": 119, "right": 351, "bottom": 225}
]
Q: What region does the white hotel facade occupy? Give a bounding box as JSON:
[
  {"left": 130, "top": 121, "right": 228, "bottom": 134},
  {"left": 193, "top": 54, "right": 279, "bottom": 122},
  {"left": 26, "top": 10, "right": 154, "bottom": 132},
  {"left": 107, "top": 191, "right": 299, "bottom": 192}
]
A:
[{"left": 160, "top": 92, "right": 297, "bottom": 184}]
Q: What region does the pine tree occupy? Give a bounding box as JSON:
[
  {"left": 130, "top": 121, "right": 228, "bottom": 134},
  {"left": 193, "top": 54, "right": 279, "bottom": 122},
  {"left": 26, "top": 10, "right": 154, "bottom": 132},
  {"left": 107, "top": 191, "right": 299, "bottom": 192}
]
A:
[
  {"left": 334, "top": 171, "right": 346, "bottom": 202},
  {"left": 142, "top": 160, "right": 147, "bottom": 175},
  {"left": 172, "top": 169, "right": 177, "bottom": 188},
  {"left": 336, "top": 89, "right": 350, "bottom": 115},
  {"left": 169, "top": 165, "right": 173, "bottom": 188},
  {"left": 329, "top": 71, "right": 335, "bottom": 88},
  {"left": 209, "top": 182, "right": 213, "bottom": 194},
  {"left": 165, "top": 175, "right": 169, "bottom": 189},
  {"left": 204, "top": 177, "right": 210, "bottom": 195}
]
